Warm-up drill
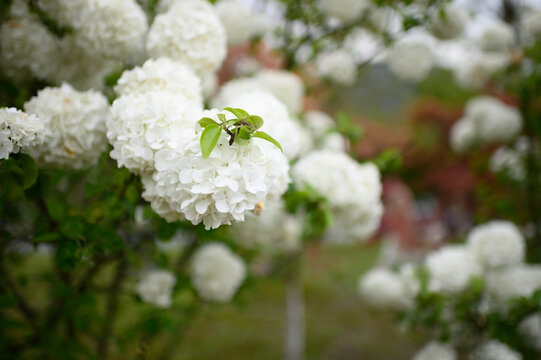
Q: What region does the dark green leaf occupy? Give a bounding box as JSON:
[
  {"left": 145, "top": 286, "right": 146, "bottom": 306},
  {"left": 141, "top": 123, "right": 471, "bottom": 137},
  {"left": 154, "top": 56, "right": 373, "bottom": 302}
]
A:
[
  {"left": 239, "top": 126, "right": 252, "bottom": 140},
  {"left": 252, "top": 131, "right": 283, "bottom": 152},
  {"left": 200, "top": 124, "right": 222, "bottom": 158}
]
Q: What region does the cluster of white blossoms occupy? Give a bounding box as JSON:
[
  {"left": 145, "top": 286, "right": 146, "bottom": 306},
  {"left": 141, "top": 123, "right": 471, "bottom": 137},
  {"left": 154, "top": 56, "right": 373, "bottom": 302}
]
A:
[
  {"left": 230, "top": 198, "right": 303, "bottom": 253},
  {"left": 385, "top": 39, "right": 434, "bottom": 83},
  {"left": 136, "top": 269, "right": 176, "bottom": 308},
  {"left": 518, "top": 313, "right": 541, "bottom": 350},
  {"left": 469, "top": 340, "right": 523, "bottom": 360},
  {"left": 523, "top": 9, "right": 541, "bottom": 40},
  {"left": 315, "top": 49, "right": 357, "bottom": 86},
  {"left": 427, "top": 3, "right": 468, "bottom": 40},
  {"left": 359, "top": 265, "right": 418, "bottom": 311},
  {"left": 484, "top": 264, "right": 541, "bottom": 304},
  {"left": 23, "top": 84, "right": 110, "bottom": 169},
  {"left": 413, "top": 341, "right": 457, "bottom": 360},
  {"left": 317, "top": 0, "right": 370, "bottom": 24},
  {"left": 302, "top": 110, "right": 347, "bottom": 152},
  {"left": 292, "top": 150, "right": 383, "bottom": 244},
  {"left": 215, "top": 0, "right": 264, "bottom": 46},
  {"left": 489, "top": 137, "right": 530, "bottom": 181},
  {"left": 147, "top": 0, "right": 226, "bottom": 76},
  {"left": 454, "top": 51, "right": 509, "bottom": 90},
  {"left": 450, "top": 96, "right": 522, "bottom": 153},
  {"left": 478, "top": 21, "right": 514, "bottom": 53},
  {"left": 0, "top": 108, "right": 44, "bottom": 160},
  {"left": 149, "top": 113, "right": 290, "bottom": 229},
  {"left": 190, "top": 243, "right": 246, "bottom": 302}
]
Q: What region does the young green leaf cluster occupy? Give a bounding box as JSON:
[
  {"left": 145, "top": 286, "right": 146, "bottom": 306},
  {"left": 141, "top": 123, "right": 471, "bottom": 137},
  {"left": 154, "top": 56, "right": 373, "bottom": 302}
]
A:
[{"left": 198, "top": 107, "right": 283, "bottom": 159}]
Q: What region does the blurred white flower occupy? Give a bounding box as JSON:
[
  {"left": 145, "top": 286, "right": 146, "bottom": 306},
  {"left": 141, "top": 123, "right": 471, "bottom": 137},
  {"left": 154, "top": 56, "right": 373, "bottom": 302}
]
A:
[
  {"left": 315, "top": 49, "right": 357, "bottom": 86},
  {"left": 317, "top": 0, "right": 370, "bottom": 23},
  {"left": 485, "top": 265, "right": 541, "bottom": 302},
  {"left": 108, "top": 91, "right": 201, "bottom": 174},
  {"left": 216, "top": 0, "right": 263, "bottom": 46},
  {"left": 34, "top": 0, "right": 85, "bottom": 27},
  {"left": 428, "top": 3, "right": 468, "bottom": 40},
  {"left": 254, "top": 69, "right": 305, "bottom": 114},
  {"left": 479, "top": 21, "right": 514, "bottom": 52},
  {"left": 191, "top": 243, "right": 246, "bottom": 302},
  {"left": 518, "top": 313, "right": 541, "bottom": 350},
  {"left": 490, "top": 146, "right": 525, "bottom": 180},
  {"left": 386, "top": 40, "right": 433, "bottom": 82},
  {"left": 413, "top": 341, "right": 457, "bottom": 360},
  {"left": 425, "top": 245, "right": 482, "bottom": 294},
  {"left": 24, "top": 84, "right": 109, "bottom": 169},
  {"left": 450, "top": 118, "right": 477, "bottom": 153},
  {"left": 454, "top": 52, "right": 509, "bottom": 90},
  {"left": 150, "top": 109, "right": 290, "bottom": 229},
  {"left": 115, "top": 57, "right": 203, "bottom": 107},
  {"left": 225, "top": 92, "right": 302, "bottom": 159},
  {"left": 467, "top": 221, "right": 525, "bottom": 270},
  {"left": 201, "top": 72, "right": 219, "bottom": 100},
  {"left": 0, "top": 108, "right": 44, "bottom": 160},
  {"left": 136, "top": 269, "right": 176, "bottom": 308},
  {"left": 523, "top": 9, "right": 541, "bottom": 40},
  {"left": 304, "top": 110, "right": 334, "bottom": 139},
  {"left": 230, "top": 198, "right": 302, "bottom": 252},
  {"left": 211, "top": 78, "right": 265, "bottom": 109},
  {"left": 469, "top": 340, "right": 522, "bottom": 360},
  {"left": 147, "top": 0, "right": 226, "bottom": 76},
  {"left": 359, "top": 266, "right": 417, "bottom": 310},
  {"left": 292, "top": 150, "right": 383, "bottom": 243}
]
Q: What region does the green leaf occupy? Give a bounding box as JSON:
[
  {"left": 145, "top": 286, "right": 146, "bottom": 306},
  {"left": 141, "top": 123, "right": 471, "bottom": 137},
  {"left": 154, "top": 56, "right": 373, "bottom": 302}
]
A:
[
  {"left": 224, "top": 107, "right": 248, "bottom": 119},
  {"left": 197, "top": 117, "right": 219, "bottom": 128},
  {"left": 239, "top": 126, "right": 252, "bottom": 140},
  {"left": 200, "top": 124, "right": 222, "bottom": 158},
  {"left": 14, "top": 153, "right": 37, "bottom": 189},
  {"left": 252, "top": 131, "right": 283, "bottom": 153},
  {"left": 217, "top": 113, "right": 226, "bottom": 123},
  {"left": 246, "top": 115, "right": 264, "bottom": 129}
]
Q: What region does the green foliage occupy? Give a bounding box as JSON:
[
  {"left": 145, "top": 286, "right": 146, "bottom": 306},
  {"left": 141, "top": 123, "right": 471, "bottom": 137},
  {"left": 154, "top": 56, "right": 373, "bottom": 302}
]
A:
[
  {"left": 198, "top": 108, "right": 282, "bottom": 158},
  {"left": 373, "top": 148, "right": 403, "bottom": 174}
]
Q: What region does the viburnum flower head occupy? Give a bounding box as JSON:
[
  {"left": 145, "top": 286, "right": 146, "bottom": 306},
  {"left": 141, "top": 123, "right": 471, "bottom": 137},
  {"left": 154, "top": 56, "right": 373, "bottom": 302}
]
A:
[
  {"left": 150, "top": 109, "right": 289, "bottom": 229},
  {"left": 454, "top": 52, "right": 509, "bottom": 90},
  {"left": 467, "top": 221, "right": 525, "bottom": 270},
  {"left": 23, "top": 84, "right": 109, "bottom": 169},
  {"left": 230, "top": 197, "right": 302, "bottom": 252},
  {"left": 315, "top": 49, "right": 357, "bottom": 86},
  {"left": 386, "top": 40, "right": 434, "bottom": 83},
  {"left": 216, "top": 0, "right": 262, "bottom": 46},
  {"left": 450, "top": 118, "right": 477, "bottom": 153},
  {"left": 359, "top": 266, "right": 417, "bottom": 311},
  {"left": 479, "top": 21, "right": 514, "bottom": 52},
  {"left": 147, "top": 0, "right": 227, "bottom": 75},
  {"left": 190, "top": 243, "right": 246, "bottom": 302},
  {"left": 254, "top": 70, "right": 305, "bottom": 115},
  {"left": 292, "top": 150, "right": 383, "bottom": 243},
  {"left": 108, "top": 91, "right": 202, "bottom": 174},
  {"left": 114, "top": 57, "right": 203, "bottom": 107},
  {"left": 211, "top": 78, "right": 265, "bottom": 110},
  {"left": 518, "top": 313, "right": 541, "bottom": 350},
  {"left": 485, "top": 264, "right": 541, "bottom": 302},
  {"left": 469, "top": 340, "right": 522, "bottom": 360},
  {"left": 317, "top": 0, "right": 370, "bottom": 23},
  {"left": 0, "top": 108, "right": 44, "bottom": 160},
  {"left": 413, "top": 342, "right": 457, "bottom": 360},
  {"left": 136, "top": 269, "right": 176, "bottom": 308},
  {"left": 428, "top": 3, "right": 468, "bottom": 40},
  {"left": 225, "top": 92, "right": 302, "bottom": 160},
  {"left": 490, "top": 146, "right": 526, "bottom": 180},
  {"left": 425, "top": 245, "right": 482, "bottom": 294}
]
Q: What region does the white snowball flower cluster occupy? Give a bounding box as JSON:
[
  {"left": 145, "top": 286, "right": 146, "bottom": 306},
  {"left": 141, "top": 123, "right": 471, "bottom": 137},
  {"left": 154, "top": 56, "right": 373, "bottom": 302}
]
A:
[
  {"left": 359, "top": 266, "right": 417, "bottom": 311},
  {"left": 72, "top": 0, "right": 148, "bottom": 60},
  {"left": 34, "top": 0, "right": 85, "bottom": 28},
  {"left": 254, "top": 70, "right": 305, "bottom": 115},
  {"left": 466, "top": 221, "right": 525, "bottom": 270},
  {"left": 292, "top": 150, "right": 383, "bottom": 243},
  {"left": 215, "top": 0, "right": 262, "bottom": 46},
  {"left": 490, "top": 146, "right": 526, "bottom": 180},
  {"left": 317, "top": 0, "right": 370, "bottom": 24},
  {"left": 141, "top": 174, "right": 183, "bottom": 223},
  {"left": 450, "top": 96, "right": 522, "bottom": 152},
  {"left": 230, "top": 198, "right": 302, "bottom": 252},
  {"left": 425, "top": 245, "right": 482, "bottom": 294},
  {"left": 114, "top": 58, "right": 203, "bottom": 107},
  {"left": 484, "top": 265, "right": 541, "bottom": 303},
  {"left": 149, "top": 109, "right": 290, "bottom": 229},
  {"left": 413, "top": 341, "right": 457, "bottom": 360},
  {"left": 315, "top": 49, "right": 357, "bottom": 86},
  {"left": 386, "top": 40, "right": 434, "bottom": 83},
  {"left": 225, "top": 92, "right": 303, "bottom": 160},
  {"left": 147, "top": 0, "right": 227, "bottom": 76},
  {"left": 469, "top": 340, "right": 522, "bottom": 360},
  {"left": 23, "top": 84, "right": 109, "bottom": 169},
  {"left": 479, "top": 21, "right": 514, "bottom": 53},
  {"left": 454, "top": 52, "right": 509, "bottom": 90},
  {"left": 108, "top": 91, "right": 201, "bottom": 174},
  {"left": 523, "top": 9, "right": 541, "bottom": 40},
  {"left": 304, "top": 110, "right": 334, "bottom": 139},
  {"left": 211, "top": 78, "right": 265, "bottom": 109},
  {"left": 0, "top": 108, "right": 44, "bottom": 160},
  {"left": 190, "top": 243, "right": 246, "bottom": 302},
  {"left": 136, "top": 269, "right": 176, "bottom": 308},
  {"left": 427, "top": 3, "right": 468, "bottom": 40},
  {"left": 0, "top": 13, "right": 59, "bottom": 81},
  {"left": 518, "top": 313, "right": 541, "bottom": 350}
]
